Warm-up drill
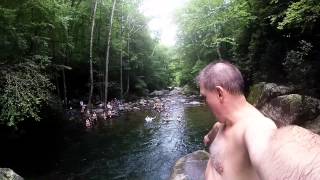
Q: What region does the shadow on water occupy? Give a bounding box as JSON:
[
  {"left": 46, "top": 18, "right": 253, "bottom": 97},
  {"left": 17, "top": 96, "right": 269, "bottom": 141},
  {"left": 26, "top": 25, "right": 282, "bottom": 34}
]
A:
[{"left": 33, "top": 95, "right": 215, "bottom": 180}]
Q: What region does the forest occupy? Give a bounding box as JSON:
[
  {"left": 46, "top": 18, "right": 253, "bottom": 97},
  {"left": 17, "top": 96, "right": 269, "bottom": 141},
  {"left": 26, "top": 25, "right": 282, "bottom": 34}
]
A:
[
  {"left": 0, "top": 0, "right": 172, "bottom": 128},
  {"left": 1, "top": 0, "right": 320, "bottom": 127},
  {"left": 0, "top": 0, "right": 320, "bottom": 178}
]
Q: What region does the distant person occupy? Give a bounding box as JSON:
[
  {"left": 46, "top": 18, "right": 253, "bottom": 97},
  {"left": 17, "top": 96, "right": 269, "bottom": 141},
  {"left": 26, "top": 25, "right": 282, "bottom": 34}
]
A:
[{"left": 198, "top": 60, "right": 320, "bottom": 180}]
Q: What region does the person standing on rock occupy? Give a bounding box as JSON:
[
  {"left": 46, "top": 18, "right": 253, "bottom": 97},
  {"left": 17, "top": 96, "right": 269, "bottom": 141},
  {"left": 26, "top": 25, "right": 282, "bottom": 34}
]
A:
[
  {"left": 199, "top": 60, "right": 320, "bottom": 180},
  {"left": 198, "top": 60, "right": 277, "bottom": 180}
]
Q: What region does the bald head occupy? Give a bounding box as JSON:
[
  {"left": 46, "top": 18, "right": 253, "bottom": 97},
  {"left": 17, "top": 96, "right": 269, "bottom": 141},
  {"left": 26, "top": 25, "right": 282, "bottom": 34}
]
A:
[{"left": 197, "top": 60, "right": 244, "bottom": 95}]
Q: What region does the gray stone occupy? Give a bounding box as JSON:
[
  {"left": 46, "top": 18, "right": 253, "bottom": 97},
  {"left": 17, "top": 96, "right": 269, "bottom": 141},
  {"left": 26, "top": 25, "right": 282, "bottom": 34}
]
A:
[
  {"left": 0, "top": 168, "right": 23, "bottom": 180},
  {"left": 150, "top": 90, "right": 166, "bottom": 96},
  {"left": 182, "top": 85, "right": 198, "bottom": 95},
  {"left": 247, "top": 82, "right": 295, "bottom": 108},
  {"left": 92, "top": 108, "right": 104, "bottom": 113},
  {"left": 170, "top": 150, "right": 209, "bottom": 180},
  {"left": 170, "top": 89, "right": 181, "bottom": 95},
  {"left": 304, "top": 115, "right": 320, "bottom": 134},
  {"left": 247, "top": 83, "right": 320, "bottom": 127},
  {"left": 260, "top": 94, "right": 320, "bottom": 127}
]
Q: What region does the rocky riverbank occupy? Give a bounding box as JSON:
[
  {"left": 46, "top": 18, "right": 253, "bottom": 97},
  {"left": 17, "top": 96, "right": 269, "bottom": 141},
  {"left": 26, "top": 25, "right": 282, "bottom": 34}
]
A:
[{"left": 67, "top": 87, "right": 202, "bottom": 129}]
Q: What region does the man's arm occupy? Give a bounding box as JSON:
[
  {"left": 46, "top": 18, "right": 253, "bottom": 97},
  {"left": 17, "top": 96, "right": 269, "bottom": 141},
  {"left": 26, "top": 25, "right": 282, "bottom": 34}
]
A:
[
  {"left": 245, "top": 121, "right": 320, "bottom": 180},
  {"left": 204, "top": 122, "right": 221, "bottom": 146},
  {"left": 246, "top": 123, "right": 320, "bottom": 179}
]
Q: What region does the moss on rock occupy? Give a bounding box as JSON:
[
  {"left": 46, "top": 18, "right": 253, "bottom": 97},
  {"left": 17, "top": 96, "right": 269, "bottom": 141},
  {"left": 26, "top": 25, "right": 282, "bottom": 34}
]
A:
[{"left": 247, "top": 82, "right": 266, "bottom": 106}]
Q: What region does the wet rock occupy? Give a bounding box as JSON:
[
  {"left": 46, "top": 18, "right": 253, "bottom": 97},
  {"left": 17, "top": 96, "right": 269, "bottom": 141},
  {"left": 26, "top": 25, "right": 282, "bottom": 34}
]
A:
[
  {"left": 93, "top": 108, "right": 104, "bottom": 114},
  {"left": 189, "top": 95, "right": 198, "bottom": 99},
  {"left": 119, "top": 105, "right": 125, "bottom": 111},
  {"left": 170, "top": 89, "right": 181, "bottom": 95},
  {"left": 169, "top": 87, "right": 183, "bottom": 95},
  {"left": 150, "top": 90, "right": 169, "bottom": 96},
  {"left": 170, "top": 150, "right": 209, "bottom": 180},
  {"left": 0, "top": 168, "right": 23, "bottom": 180},
  {"left": 182, "top": 85, "right": 198, "bottom": 95},
  {"left": 185, "top": 101, "right": 202, "bottom": 105},
  {"left": 133, "top": 107, "right": 140, "bottom": 111},
  {"left": 139, "top": 99, "right": 147, "bottom": 106}
]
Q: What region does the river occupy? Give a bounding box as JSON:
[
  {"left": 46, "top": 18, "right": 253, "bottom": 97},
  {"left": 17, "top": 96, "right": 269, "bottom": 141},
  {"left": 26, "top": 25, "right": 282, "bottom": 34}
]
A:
[{"left": 39, "top": 94, "right": 215, "bottom": 180}]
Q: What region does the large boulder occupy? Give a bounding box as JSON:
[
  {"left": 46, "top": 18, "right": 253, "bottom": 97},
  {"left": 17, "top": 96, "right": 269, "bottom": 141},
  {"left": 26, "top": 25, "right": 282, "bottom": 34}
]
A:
[
  {"left": 182, "top": 85, "right": 198, "bottom": 95},
  {"left": 0, "top": 168, "right": 23, "bottom": 180},
  {"left": 260, "top": 94, "right": 320, "bottom": 127},
  {"left": 304, "top": 115, "right": 320, "bottom": 134},
  {"left": 170, "top": 150, "right": 209, "bottom": 180},
  {"left": 248, "top": 83, "right": 320, "bottom": 128},
  {"left": 170, "top": 87, "right": 183, "bottom": 95},
  {"left": 247, "top": 82, "right": 295, "bottom": 108}
]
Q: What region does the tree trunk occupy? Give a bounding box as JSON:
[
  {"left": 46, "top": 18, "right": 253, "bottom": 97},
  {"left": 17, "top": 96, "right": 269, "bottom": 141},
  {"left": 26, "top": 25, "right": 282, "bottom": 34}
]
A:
[
  {"left": 216, "top": 42, "right": 222, "bottom": 60},
  {"left": 88, "top": 0, "right": 98, "bottom": 108},
  {"left": 104, "top": 0, "right": 117, "bottom": 106},
  {"left": 214, "top": 23, "right": 222, "bottom": 60},
  {"left": 55, "top": 75, "right": 61, "bottom": 99},
  {"left": 125, "top": 29, "right": 130, "bottom": 95},
  {"left": 62, "top": 68, "right": 67, "bottom": 107},
  {"left": 151, "top": 44, "right": 157, "bottom": 57},
  {"left": 120, "top": 0, "right": 124, "bottom": 100},
  {"left": 97, "top": 0, "right": 103, "bottom": 103}
]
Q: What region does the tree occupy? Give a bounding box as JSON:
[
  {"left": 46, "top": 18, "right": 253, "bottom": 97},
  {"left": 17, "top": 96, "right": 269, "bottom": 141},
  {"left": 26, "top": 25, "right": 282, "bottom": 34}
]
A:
[
  {"left": 119, "top": 0, "right": 124, "bottom": 99},
  {"left": 88, "top": 0, "right": 98, "bottom": 108},
  {"left": 0, "top": 0, "right": 173, "bottom": 127},
  {"left": 104, "top": 0, "right": 117, "bottom": 105},
  {"left": 174, "top": 0, "right": 254, "bottom": 86}
]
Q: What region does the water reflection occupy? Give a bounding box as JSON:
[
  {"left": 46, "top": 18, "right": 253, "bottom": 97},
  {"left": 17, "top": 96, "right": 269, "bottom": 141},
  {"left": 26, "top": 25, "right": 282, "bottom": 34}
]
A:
[{"left": 41, "top": 95, "right": 215, "bottom": 180}]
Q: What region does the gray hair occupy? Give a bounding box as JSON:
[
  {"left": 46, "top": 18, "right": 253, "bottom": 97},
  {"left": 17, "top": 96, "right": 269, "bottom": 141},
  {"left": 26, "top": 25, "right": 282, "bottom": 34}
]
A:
[{"left": 197, "top": 60, "right": 244, "bottom": 95}]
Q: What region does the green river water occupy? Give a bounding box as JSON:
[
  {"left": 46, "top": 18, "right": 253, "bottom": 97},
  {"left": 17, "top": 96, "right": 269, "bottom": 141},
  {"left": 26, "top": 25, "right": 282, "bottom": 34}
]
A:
[{"left": 41, "top": 95, "right": 214, "bottom": 180}]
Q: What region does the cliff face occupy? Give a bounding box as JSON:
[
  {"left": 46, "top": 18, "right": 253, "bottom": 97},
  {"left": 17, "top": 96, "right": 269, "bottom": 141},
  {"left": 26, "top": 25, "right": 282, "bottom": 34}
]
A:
[{"left": 248, "top": 82, "right": 320, "bottom": 133}]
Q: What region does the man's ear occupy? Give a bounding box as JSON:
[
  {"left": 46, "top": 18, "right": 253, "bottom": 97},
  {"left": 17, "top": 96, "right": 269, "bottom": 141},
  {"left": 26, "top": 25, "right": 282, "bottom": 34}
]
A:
[{"left": 215, "top": 86, "right": 224, "bottom": 102}]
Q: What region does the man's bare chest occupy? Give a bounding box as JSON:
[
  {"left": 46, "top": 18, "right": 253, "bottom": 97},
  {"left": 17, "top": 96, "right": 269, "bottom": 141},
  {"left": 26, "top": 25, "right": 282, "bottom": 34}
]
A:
[
  {"left": 209, "top": 131, "right": 227, "bottom": 175},
  {"left": 209, "top": 129, "right": 244, "bottom": 175}
]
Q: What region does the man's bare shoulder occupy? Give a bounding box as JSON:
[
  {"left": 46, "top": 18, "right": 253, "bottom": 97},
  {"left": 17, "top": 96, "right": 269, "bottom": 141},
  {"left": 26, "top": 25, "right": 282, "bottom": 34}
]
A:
[
  {"left": 243, "top": 116, "right": 277, "bottom": 168},
  {"left": 246, "top": 111, "right": 277, "bottom": 129}
]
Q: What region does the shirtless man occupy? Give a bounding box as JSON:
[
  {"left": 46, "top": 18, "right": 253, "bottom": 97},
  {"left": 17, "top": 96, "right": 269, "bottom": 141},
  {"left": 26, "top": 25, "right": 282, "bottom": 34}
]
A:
[
  {"left": 198, "top": 61, "right": 277, "bottom": 180},
  {"left": 199, "top": 61, "right": 320, "bottom": 180}
]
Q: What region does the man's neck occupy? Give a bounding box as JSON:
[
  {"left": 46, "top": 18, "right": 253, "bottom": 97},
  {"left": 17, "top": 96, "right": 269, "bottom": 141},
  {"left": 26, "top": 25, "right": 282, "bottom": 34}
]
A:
[{"left": 222, "top": 95, "right": 256, "bottom": 127}]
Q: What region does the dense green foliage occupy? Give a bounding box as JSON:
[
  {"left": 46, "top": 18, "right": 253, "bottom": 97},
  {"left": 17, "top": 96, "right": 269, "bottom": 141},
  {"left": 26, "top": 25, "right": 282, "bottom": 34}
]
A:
[
  {"left": 0, "top": 0, "right": 171, "bottom": 127},
  {"left": 1, "top": 0, "right": 320, "bottom": 127},
  {"left": 174, "top": 0, "right": 320, "bottom": 95}
]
